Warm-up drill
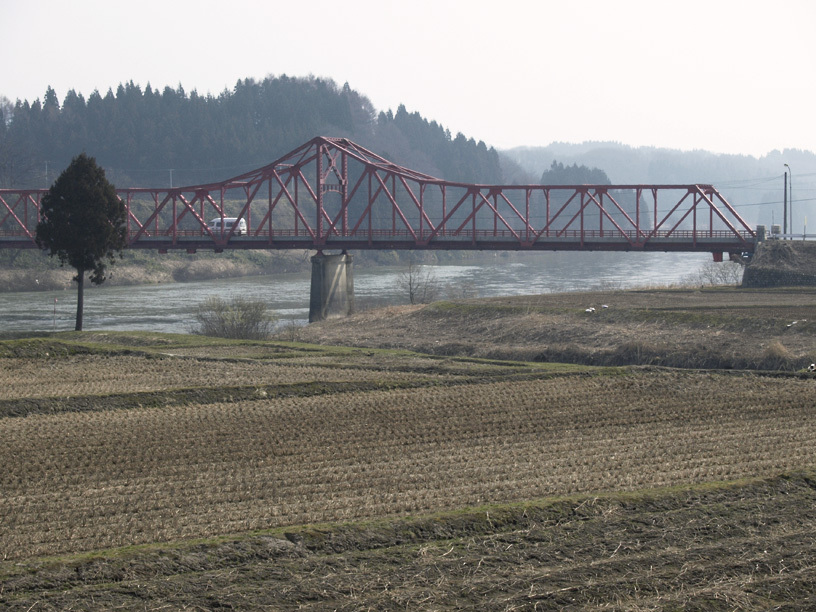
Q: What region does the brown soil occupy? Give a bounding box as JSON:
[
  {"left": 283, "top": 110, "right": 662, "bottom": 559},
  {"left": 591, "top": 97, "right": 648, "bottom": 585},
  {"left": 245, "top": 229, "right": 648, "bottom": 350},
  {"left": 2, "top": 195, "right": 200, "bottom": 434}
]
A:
[{"left": 3, "top": 472, "right": 815, "bottom": 610}]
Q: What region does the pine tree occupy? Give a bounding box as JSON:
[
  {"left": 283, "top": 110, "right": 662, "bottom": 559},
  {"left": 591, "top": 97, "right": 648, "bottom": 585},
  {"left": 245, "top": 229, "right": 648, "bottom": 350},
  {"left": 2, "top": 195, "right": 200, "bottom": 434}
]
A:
[{"left": 35, "top": 153, "right": 127, "bottom": 330}]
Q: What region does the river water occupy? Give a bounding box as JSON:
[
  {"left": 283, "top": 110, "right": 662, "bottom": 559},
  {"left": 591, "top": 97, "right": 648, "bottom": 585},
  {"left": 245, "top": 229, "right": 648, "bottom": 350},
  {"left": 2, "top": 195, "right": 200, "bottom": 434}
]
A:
[{"left": 0, "top": 251, "right": 713, "bottom": 334}]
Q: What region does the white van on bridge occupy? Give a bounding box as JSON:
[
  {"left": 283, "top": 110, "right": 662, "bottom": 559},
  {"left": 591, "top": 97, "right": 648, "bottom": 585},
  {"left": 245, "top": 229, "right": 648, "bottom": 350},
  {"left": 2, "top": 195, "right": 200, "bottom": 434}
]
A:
[{"left": 208, "top": 217, "right": 247, "bottom": 235}]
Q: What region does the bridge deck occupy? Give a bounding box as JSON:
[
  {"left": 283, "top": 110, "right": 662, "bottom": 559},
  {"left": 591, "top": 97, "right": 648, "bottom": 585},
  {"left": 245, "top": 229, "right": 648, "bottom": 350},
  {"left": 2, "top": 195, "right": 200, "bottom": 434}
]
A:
[{"left": 0, "top": 230, "right": 755, "bottom": 253}]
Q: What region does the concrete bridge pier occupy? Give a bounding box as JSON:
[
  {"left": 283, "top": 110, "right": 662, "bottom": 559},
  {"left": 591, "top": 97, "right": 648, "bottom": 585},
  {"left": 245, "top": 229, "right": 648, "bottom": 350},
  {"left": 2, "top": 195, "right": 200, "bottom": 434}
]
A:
[{"left": 309, "top": 251, "right": 354, "bottom": 322}]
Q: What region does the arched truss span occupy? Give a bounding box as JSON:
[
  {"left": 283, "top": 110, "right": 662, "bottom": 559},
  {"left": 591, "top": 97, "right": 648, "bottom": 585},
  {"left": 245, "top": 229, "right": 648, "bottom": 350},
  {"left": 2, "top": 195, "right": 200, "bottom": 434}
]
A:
[{"left": 0, "top": 136, "right": 756, "bottom": 255}]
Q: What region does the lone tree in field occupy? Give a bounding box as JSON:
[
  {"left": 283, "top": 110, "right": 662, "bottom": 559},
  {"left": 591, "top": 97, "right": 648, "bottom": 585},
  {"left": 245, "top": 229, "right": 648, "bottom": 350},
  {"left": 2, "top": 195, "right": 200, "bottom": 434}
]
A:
[
  {"left": 397, "top": 256, "right": 438, "bottom": 305},
  {"left": 36, "top": 153, "right": 127, "bottom": 331}
]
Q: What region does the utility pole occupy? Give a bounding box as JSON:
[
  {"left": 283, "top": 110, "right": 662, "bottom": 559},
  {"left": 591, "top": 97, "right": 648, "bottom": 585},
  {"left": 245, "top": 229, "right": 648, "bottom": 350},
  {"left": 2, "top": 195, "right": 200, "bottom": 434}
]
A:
[
  {"left": 783, "top": 170, "right": 788, "bottom": 237},
  {"left": 785, "top": 163, "right": 792, "bottom": 238}
]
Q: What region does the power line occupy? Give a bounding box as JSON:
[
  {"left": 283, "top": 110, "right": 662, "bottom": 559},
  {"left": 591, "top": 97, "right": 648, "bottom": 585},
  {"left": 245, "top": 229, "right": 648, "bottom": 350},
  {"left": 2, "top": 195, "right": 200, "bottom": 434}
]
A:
[{"left": 729, "top": 196, "right": 816, "bottom": 208}]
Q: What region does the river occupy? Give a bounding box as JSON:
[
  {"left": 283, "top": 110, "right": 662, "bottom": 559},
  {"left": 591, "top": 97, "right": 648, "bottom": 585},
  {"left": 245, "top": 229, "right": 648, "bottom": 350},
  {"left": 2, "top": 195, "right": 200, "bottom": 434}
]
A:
[{"left": 0, "top": 251, "right": 714, "bottom": 334}]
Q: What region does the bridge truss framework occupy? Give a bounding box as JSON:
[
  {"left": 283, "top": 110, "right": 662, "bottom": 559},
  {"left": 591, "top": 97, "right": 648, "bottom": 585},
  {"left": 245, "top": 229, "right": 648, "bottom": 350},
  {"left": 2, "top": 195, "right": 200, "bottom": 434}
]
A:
[{"left": 0, "top": 137, "right": 756, "bottom": 258}]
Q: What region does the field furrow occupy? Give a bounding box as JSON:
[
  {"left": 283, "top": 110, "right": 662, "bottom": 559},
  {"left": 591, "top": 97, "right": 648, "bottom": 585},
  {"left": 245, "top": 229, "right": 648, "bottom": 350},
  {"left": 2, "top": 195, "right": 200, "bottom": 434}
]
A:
[
  {"left": 2, "top": 371, "right": 816, "bottom": 561},
  {"left": 0, "top": 354, "right": 450, "bottom": 399}
]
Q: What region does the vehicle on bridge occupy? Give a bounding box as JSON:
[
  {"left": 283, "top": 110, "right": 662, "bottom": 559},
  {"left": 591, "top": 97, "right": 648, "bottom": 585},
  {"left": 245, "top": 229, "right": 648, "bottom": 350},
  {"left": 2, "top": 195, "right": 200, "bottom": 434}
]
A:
[{"left": 208, "top": 217, "right": 246, "bottom": 236}]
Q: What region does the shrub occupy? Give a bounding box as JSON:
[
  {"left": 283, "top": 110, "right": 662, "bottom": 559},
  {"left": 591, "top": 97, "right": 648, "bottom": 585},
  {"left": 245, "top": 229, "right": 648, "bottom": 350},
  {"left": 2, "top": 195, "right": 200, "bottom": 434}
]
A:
[
  {"left": 686, "top": 261, "right": 744, "bottom": 286},
  {"left": 192, "top": 296, "right": 276, "bottom": 339},
  {"left": 760, "top": 341, "right": 796, "bottom": 371},
  {"left": 396, "top": 258, "right": 439, "bottom": 304}
]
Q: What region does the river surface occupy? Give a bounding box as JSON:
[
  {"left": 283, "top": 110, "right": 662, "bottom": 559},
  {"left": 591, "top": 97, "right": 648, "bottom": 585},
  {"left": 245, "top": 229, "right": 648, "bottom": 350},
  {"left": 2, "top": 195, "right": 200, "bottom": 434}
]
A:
[{"left": 0, "top": 251, "right": 712, "bottom": 334}]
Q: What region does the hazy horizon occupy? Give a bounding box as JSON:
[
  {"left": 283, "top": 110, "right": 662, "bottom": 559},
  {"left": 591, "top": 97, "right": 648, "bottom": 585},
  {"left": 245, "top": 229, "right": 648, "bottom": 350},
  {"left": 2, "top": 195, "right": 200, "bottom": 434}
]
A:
[{"left": 2, "top": 0, "right": 813, "bottom": 158}]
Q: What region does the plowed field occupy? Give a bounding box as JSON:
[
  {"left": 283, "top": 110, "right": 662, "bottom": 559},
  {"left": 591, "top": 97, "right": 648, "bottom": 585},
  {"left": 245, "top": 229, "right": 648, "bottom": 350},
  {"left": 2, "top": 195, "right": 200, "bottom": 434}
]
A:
[{"left": 1, "top": 314, "right": 816, "bottom": 610}]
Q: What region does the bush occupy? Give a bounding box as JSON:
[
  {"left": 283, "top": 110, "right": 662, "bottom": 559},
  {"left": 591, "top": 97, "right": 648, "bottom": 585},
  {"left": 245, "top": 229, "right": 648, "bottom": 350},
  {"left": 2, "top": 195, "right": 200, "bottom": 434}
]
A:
[
  {"left": 396, "top": 258, "right": 439, "bottom": 304},
  {"left": 760, "top": 341, "right": 796, "bottom": 371},
  {"left": 192, "top": 296, "right": 276, "bottom": 339},
  {"left": 686, "top": 261, "right": 744, "bottom": 286}
]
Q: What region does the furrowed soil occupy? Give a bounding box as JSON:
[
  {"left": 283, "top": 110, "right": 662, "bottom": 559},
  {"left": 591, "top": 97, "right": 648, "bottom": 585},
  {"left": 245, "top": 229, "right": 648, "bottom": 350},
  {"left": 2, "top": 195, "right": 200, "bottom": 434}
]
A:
[{"left": 1, "top": 288, "right": 816, "bottom": 610}]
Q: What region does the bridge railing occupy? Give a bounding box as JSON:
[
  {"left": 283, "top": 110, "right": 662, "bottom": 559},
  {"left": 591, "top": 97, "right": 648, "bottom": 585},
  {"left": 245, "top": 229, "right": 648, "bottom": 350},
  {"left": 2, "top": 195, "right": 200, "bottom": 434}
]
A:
[
  {"left": 0, "top": 227, "right": 757, "bottom": 243},
  {"left": 111, "top": 227, "right": 756, "bottom": 254}
]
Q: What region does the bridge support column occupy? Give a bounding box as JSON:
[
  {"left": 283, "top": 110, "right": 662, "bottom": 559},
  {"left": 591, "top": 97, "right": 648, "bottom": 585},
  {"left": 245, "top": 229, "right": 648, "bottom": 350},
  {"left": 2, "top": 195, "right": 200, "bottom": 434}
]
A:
[{"left": 309, "top": 252, "right": 354, "bottom": 323}]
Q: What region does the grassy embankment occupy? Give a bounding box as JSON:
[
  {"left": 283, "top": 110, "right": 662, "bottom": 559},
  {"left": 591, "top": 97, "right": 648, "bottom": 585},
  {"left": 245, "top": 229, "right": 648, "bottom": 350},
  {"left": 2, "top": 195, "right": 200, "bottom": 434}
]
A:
[{"left": 299, "top": 285, "right": 816, "bottom": 370}]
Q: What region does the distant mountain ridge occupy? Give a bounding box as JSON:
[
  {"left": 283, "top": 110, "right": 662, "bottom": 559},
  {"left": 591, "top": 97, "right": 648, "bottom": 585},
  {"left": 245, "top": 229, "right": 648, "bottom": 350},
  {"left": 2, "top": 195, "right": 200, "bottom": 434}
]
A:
[
  {"left": 2, "top": 75, "right": 814, "bottom": 230},
  {"left": 504, "top": 141, "right": 815, "bottom": 184},
  {"left": 503, "top": 142, "right": 816, "bottom": 228}
]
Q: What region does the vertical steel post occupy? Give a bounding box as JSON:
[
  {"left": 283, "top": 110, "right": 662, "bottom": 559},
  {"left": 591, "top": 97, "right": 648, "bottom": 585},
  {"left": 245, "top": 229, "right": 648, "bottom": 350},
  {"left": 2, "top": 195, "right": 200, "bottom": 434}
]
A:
[
  {"left": 441, "top": 186, "right": 447, "bottom": 236},
  {"left": 368, "top": 172, "right": 373, "bottom": 245},
  {"left": 246, "top": 191, "right": 251, "bottom": 235},
  {"left": 653, "top": 189, "right": 658, "bottom": 236},
  {"left": 316, "top": 145, "right": 324, "bottom": 240},
  {"left": 267, "top": 179, "right": 273, "bottom": 240},
  {"left": 471, "top": 192, "right": 476, "bottom": 245},
  {"left": 342, "top": 150, "right": 348, "bottom": 236},
  {"left": 419, "top": 184, "right": 425, "bottom": 238},
  {"left": 546, "top": 189, "right": 550, "bottom": 237},
  {"left": 599, "top": 190, "right": 604, "bottom": 237},
  {"left": 126, "top": 193, "right": 131, "bottom": 242},
  {"left": 579, "top": 190, "right": 585, "bottom": 246},
  {"left": 295, "top": 176, "right": 299, "bottom": 237},
  {"left": 525, "top": 189, "right": 531, "bottom": 243},
  {"left": 493, "top": 193, "right": 498, "bottom": 236},
  {"left": 693, "top": 192, "right": 697, "bottom": 247}
]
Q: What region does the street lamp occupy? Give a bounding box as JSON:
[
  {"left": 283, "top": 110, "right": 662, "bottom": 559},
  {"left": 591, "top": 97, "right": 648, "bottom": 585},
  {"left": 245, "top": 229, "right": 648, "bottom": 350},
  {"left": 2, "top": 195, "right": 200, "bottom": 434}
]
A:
[{"left": 784, "top": 163, "right": 792, "bottom": 237}]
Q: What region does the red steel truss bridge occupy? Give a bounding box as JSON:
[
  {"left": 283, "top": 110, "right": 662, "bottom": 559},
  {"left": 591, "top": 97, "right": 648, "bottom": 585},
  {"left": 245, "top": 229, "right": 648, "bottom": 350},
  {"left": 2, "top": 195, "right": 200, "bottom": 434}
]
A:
[{"left": 0, "top": 136, "right": 757, "bottom": 258}]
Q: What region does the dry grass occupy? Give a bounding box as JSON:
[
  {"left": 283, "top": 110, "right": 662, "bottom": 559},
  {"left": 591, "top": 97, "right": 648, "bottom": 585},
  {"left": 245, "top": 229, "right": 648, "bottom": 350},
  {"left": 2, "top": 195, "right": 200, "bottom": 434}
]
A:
[
  {"left": 0, "top": 353, "right": 447, "bottom": 399},
  {"left": 295, "top": 287, "right": 816, "bottom": 370}
]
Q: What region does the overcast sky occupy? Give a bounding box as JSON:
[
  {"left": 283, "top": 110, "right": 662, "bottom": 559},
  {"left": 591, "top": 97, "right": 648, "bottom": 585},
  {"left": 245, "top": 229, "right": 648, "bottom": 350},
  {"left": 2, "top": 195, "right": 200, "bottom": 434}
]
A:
[{"left": 2, "top": 0, "right": 814, "bottom": 157}]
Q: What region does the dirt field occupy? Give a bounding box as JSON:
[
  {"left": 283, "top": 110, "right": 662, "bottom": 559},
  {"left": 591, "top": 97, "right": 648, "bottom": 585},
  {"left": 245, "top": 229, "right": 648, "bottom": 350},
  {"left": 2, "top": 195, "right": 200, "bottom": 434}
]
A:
[
  {"left": 3, "top": 473, "right": 815, "bottom": 610},
  {"left": 2, "top": 290, "right": 816, "bottom": 610}
]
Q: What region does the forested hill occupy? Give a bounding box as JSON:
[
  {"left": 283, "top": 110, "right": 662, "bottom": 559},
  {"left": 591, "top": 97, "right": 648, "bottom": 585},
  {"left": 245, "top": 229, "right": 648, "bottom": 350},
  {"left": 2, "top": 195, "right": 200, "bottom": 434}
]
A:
[
  {"left": 0, "top": 76, "right": 502, "bottom": 190},
  {"left": 3, "top": 75, "right": 815, "bottom": 231}
]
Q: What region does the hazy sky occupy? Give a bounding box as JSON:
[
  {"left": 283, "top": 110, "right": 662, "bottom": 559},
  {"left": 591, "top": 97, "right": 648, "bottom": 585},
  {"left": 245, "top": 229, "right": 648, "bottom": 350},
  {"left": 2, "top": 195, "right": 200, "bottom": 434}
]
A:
[{"left": 2, "top": 0, "right": 814, "bottom": 157}]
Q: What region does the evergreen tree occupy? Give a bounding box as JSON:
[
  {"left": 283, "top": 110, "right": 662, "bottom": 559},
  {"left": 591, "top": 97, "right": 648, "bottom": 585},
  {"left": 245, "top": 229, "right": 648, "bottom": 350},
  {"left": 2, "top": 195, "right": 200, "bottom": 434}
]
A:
[
  {"left": 35, "top": 154, "right": 127, "bottom": 330},
  {"left": 540, "top": 160, "right": 611, "bottom": 185},
  {"left": 3, "top": 77, "right": 505, "bottom": 188}
]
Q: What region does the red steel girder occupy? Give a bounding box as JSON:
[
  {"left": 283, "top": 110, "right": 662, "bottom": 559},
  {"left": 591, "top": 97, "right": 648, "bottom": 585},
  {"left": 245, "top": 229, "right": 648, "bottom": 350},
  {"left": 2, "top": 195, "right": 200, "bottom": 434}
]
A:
[{"left": 0, "top": 137, "right": 756, "bottom": 254}]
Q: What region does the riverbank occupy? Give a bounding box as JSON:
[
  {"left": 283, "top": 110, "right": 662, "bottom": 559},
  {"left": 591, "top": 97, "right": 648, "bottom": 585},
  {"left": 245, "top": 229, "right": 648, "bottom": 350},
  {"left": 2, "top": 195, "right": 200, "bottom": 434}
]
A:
[
  {"left": 0, "top": 249, "right": 312, "bottom": 292},
  {"left": 742, "top": 239, "right": 816, "bottom": 287},
  {"left": 4, "top": 237, "right": 816, "bottom": 294},
  {"left": 293, "top": 286, "right": 816, "bottom": 370},
  {"left": 0, "top": 248, "right": 472, "bottom": 293}
]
